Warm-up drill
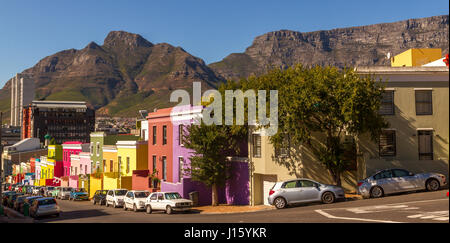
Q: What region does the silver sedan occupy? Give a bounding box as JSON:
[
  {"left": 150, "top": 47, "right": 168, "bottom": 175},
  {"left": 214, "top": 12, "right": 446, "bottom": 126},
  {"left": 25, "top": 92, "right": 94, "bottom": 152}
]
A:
[
  {"left": 268, "top": 178, "right": 346, "bottom": 209},
  {"left": 357, "top": 168, "right": 447, "bottom": 199}
]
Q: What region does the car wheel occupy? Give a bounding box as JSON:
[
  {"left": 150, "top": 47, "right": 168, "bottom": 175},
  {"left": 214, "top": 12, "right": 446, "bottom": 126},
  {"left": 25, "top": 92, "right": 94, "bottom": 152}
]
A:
[
  {"left": 133, "top": 204, "right": 138, "bottom": 212},
  {"left": 146, "top": 205, "right": 152, "bottom": 214},
  {"left": 166, "top": 205, "right": 173, "bottom": 214},
  {"left": 426, "top": 179, "right": 440, "bottom": 191},
  {"left": 274, "top": 197, "right": 287, "bottom": 209},
  {"left": 321, "top": 192, "right": 335, "bottom": 204},
  {"left": 113, "top": 202, "right": 116, "bottom": 208},
  {"left": 123, "top": 204, "right": 128, "bottom": 211},
  {"left": 106, "top": 201, "right": 109, "bottom": 207},
  {"left": 92, "top": 199, "right": 96, "bottom": 205},
  {"left": 370, "top": 186, "right": 384, "bottom": 198}
]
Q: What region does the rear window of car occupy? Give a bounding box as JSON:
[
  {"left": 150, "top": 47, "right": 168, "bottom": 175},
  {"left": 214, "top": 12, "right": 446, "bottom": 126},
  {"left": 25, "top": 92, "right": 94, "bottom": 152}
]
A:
[
  {"left": 38, "top": 199, "right": 56, "bottom": 206},
  {"left": 115, "top": 190, "right": 127, "bottom": 196}
]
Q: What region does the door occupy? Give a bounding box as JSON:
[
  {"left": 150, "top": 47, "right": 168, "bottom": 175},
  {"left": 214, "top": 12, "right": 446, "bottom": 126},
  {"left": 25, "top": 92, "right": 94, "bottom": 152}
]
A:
[
  {"left": 279, "top": 180, "right": 304, "bottom": 204},
  {"left": 263, "top": 181, "right": 276, "bottom": 206},
  {"left": 297, "top": 180, "right": 320, "bottom": 202},
  {"left": 392, "top": 169, "right": 417, "bottom": 191},
  {"left": 155, "top": 193, "right": 165, "bottom": 210},
  {"left": 125, "top": 192, "right": 133, "bottom": 208},
  {"left": 373, "top": 170, "right": 396, "bottom": 194}
]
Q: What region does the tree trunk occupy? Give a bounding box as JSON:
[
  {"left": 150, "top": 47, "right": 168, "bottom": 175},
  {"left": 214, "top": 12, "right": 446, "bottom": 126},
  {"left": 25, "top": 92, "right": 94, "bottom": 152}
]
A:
[
  {"left": 331, "top": 170, "right": 342, "bottom": 187},
  {"left": 211, "top": 183, "right": 219, "bottom": 206}
]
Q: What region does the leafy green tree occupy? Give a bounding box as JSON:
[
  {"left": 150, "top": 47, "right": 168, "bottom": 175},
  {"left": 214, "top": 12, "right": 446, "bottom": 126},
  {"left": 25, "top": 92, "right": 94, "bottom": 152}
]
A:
[{"left": 243, "top": 64, "right": 388, "bottom": 186}]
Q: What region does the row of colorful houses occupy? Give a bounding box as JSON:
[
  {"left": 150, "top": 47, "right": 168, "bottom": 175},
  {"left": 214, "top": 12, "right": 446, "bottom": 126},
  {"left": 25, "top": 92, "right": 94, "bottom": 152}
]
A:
[{"left": 5, "top": 48, "right": 449, "bottom": 206}]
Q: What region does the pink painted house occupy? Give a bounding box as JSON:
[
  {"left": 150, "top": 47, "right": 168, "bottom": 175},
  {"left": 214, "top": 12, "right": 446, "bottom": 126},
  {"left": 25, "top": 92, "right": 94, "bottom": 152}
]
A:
[{"left": 62, "top": 141, "right": 90, "bottom": 188}]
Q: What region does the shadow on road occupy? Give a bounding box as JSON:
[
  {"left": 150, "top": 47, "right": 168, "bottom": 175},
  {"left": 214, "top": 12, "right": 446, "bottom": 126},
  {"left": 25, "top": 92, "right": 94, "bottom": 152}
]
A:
[{"left": 35, "top": 209, "right": 110, "bottom": 223}]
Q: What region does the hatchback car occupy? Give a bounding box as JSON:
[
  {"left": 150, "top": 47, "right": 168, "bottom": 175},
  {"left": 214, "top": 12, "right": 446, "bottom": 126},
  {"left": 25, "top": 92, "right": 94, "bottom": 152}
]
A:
[
  {"left": 145, "top": 192, "right": 193, "bottom": 214},
  {"left": 123, "top": 190, "right": 150, "bottom": 212},
  {"left": 69, "top": 188, "right": 89, "bottom": 201},
  {"left": 30, "top": 197, "right": 60, "bottom": 218},
  {"left": 358, "top": 168, "right": 447, "bottom": 199},
  {"left": 106, "top": 189, "right": 128, "bottom": 208},
  {"left": 92, "top": 190, "right": 108, "bottom": 205},
  {"left": 268, "top": 179, "right": 345, "bottom": 209},
  {"left": 58, "top": 187, "right": 73, "bottom": 200}
]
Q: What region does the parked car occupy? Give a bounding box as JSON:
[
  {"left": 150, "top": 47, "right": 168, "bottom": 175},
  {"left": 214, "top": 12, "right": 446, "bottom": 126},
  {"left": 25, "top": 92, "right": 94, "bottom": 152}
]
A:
[
  {"left": 29, "top": 197, "right": 60, "bottom": 218},
  {"left": 7, "top": 193, "right": 24, "bottom": 208},
  {"left": 50, "top": 187, "right": 61, "bottom": 198},
  {"left": 32, "top": 186, "right": 42, "bottom": 196},
  {"left": 45, "top": 186, "right": 56, "bottom": 197},
  {"left": 58, "top": 187, "right": 73, "bottom": 200},
  {"left": 24, "top": 185, "right": 35, "bottom": 195},
  {"left": 268, "top": 178, "right": 345, "bottom": 209},
  {"left": 13, "top": 195, "right": 29, "bottom": 211},
  {"left": 358, "top": 168, "right": 447, "bottom": 199},
  {"left": 105, "top": 189, "right": 128, "bottom": 208},
  {"left": 19, "top": 196, "right": 43, "bottom": 214},
  {"left": 69, "top": 188, "right": 89, "bottom": 201},
  {"left": 92, "top": 190, "right": 108, "bottom": 205},
  {"left": 123, "top": 190, "right": 150, "bottom": 212},
  {"left": 2, "top": 191, "right": 16, "bottom": 206},
  {"left": 145, "top": 192, "right": 193, "bottom": 214}
]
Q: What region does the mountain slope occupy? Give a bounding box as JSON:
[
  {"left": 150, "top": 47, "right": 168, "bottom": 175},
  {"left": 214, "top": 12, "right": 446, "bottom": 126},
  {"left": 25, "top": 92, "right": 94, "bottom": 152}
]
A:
[{"left": 210, "top": 15, "right": 449, "bottom": 80}]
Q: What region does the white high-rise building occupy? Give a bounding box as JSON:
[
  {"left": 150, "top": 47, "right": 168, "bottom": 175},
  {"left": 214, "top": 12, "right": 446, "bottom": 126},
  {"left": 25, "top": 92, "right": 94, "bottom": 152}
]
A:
[{"left": 10, "top": 73, "right": 35, "bottom": 126}]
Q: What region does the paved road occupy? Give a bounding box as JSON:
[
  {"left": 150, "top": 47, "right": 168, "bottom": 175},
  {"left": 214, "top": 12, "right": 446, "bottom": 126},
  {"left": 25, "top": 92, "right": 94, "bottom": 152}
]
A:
[{"left": 34, "top": 190, "right": 448, "bottom": 223}]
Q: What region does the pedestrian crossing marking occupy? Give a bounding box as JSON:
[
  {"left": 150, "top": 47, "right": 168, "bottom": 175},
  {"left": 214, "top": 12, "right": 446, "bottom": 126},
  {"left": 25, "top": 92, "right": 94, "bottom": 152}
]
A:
[{"left": 407, "top": 211, "right": 448, "bottom": 221}]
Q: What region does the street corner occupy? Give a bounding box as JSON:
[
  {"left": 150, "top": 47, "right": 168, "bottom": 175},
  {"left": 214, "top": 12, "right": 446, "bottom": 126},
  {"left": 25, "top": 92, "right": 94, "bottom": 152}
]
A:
[{"left": 192, "top": 205, "right": 275, "bottom": 215}]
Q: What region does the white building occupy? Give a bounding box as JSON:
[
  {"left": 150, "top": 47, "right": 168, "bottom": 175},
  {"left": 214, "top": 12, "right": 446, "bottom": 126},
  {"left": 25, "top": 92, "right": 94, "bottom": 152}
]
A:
[{"left": 10, "top": 73, "right": 35, "bottom": 126}]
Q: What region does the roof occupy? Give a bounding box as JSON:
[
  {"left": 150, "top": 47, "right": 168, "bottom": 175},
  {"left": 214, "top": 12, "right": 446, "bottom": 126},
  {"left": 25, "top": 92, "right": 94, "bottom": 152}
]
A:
[
  {"left": 29, "top": 100, "right": 88, "bottom": 109},
  {"left": 355, "top": 66, "right": 449, "bottom": 74},
  {"left": 146, "top": 107, "right": 173, "bottom": 119}
]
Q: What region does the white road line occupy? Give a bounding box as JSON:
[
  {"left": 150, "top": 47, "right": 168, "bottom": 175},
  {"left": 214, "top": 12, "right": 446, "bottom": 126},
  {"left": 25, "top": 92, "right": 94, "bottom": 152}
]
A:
[
  {"left": 315, "top": 209, "right": 403, "bottom": 223},
  {"left": 325, "top": 198, "right": 448, "bottom": 211}
]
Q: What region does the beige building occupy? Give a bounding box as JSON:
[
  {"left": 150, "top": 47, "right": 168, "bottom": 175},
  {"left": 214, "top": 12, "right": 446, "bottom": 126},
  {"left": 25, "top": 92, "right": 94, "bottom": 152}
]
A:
[
  {"left": 248, "top": 65, "right": 449, "bottom": 206},
  {"left": 355, "top": 66, "right": 449, "bottom": 180}
]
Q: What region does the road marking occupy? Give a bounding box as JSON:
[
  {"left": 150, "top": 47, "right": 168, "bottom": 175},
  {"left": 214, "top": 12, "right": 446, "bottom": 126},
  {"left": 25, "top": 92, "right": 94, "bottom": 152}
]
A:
[
  {"left": 407, "top": 211, "right": 449, "bottom": 221},
  {"left": 346, "top": 205, "right": 419, "bottom": 214},
  {"left": 325, "top": 198, "right": 448, "bottom": 211},
  {"left": 315, "top": 209, "right": 403, "bottom": 223}
]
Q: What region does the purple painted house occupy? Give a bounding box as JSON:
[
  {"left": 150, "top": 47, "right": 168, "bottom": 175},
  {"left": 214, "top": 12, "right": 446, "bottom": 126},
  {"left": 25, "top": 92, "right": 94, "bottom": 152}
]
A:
[{"left": 160, "top": 105, "right": 250, "bottom": 206}]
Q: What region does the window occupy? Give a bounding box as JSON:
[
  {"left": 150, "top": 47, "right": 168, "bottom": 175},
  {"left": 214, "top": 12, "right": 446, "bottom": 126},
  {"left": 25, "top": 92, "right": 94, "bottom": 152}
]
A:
[
  {"left": 418, "top": 130, "right": 433, "bottom": 160},
  {"left": 126, "top": 157, "right": 130, "bottom": 174},
  {"left": 163, "top": 125, "right": 167, "bottom": 145},
  {"left": 415, "top": 90, "right": 433, "bottom": 115},
  {"left": 392, "top": 169, "right": 410, "bottom": 177},
  {"left": 152, "top": 156, "right": 157, "bottom": 173},
  {"left": 298, "top": 180, "right": 316, "bottom": 187},
  {"left": 152, "top": 126, "right": 157, "bottom": 145},
  {"left": 379, "top": 130, "right": 396, "bottom": 157},
  {"left": 103, "top": 160, "right": 106, "bottom": 172},
  {"left": 373, "top": 170, "right": 393, "bottom": 180},
  {"left": 179, "top": 124, "right": 184, "bottom": 146},
  {"left": 379, "top": 91, "right": 395, "bottom": 115},
  {"left": 150, "top": 194, "right": 157, "bottom": 200},
  {"left": 110, "top": 160, "right": 113, "bottom": 172},
  {"left": 96, "top": 142, "right": 100, "bottom": 156},
  {"left": 179, "top": 157, "right": 184, "bottom": 182},
  {"left": 118, "top": 157, "right": 121, "bottom": 173},
  {"left": 282, "top": 181, "right": 298, "bottom": 188},
  {"left": 252, "top": 134, "right": 261, "bottom": 158},
  {"left": 157, "top": 193, "right": 164, "bottom": 200},
  {"left": 162, "top": 156, "right": 167, "bottom": 181}
]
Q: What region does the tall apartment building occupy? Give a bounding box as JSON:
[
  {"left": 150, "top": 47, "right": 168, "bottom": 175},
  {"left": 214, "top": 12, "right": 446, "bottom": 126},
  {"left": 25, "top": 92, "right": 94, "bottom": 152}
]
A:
[
  {"left": 22, "top": 101, "right": 95, "bottom": 144},
  {"left": 10, "top": 73, "right": 35, "bottom": 126}
]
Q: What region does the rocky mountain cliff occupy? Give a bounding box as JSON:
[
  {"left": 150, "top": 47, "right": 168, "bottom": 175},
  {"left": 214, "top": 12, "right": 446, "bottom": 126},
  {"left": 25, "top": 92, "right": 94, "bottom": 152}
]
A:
[
  {"left": 209, "top": 15, "right": 449, "bottom": 80},
  {"left": 0, "top": 15, "right": 448, "bottom": 121},
  {"left": 0, "top": 31, "right": 224, "bottom": 120}
]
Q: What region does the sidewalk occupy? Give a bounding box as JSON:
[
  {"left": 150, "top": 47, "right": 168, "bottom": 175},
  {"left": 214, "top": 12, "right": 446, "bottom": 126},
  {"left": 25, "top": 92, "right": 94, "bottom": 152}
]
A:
[
  {"left": 0, "top": 206, "right": 34, "bottom": 223},
  {"left": 192, "top": 205, "right": 274, "bottom": 214}
]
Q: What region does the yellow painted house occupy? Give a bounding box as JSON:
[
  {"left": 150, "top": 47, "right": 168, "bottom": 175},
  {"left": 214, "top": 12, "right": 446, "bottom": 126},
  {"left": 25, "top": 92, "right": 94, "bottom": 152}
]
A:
[
  {"left": 391, "top": 48, "right": 442, "bottom": 67},
  {"left": 116, "top": 140, "right": 148, "bottom": 190},
  {"left": 102, "top": 145, "right": 120, "bottom": 190}
]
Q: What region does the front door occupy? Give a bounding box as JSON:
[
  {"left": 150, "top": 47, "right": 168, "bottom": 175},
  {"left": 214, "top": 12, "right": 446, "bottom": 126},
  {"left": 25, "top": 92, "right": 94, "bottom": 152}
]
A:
[
  {"left": 392, "top": 169, "right": 416, "bottom": 191},
  {"left": 297, "top": 180, "right": 320, "bottom": 202}
]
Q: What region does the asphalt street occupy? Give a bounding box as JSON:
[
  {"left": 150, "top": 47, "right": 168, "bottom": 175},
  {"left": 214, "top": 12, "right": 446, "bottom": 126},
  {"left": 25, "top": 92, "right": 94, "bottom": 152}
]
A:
[{"left": 32, "top": 189, "right": 449, "bottom": 223}]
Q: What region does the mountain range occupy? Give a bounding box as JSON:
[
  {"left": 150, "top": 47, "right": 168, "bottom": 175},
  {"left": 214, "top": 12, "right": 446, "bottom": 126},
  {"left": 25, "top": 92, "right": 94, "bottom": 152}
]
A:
[{"left": 0, "top": 15, "right": 448, "bottom": 122}]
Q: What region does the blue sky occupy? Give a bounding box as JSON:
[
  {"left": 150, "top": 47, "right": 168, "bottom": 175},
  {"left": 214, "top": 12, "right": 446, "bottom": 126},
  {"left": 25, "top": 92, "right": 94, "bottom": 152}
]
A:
[{"left": 0, "top": 0, "right": 448, "bottom": 87}]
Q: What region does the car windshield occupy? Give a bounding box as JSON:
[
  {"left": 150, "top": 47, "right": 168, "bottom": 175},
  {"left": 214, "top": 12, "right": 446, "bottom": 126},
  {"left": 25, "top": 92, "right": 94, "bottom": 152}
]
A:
[
  {"left": 115, "top": 190, "right": 127, "bottom": 196},
  {"left": 63, "top": 188, "right": 71, "bottom": 191},
  {"left": 165, "top": 193, "right": 182, "bottom": 200},
  {"left": 99, "top": 191, "right": 108, "bottom": 195},
  {"left": 38, "top": 198, "right": 56, "bottom": 206},
  {"left": 47, "top": 187, "right": 54, "bottom": 190},
  {"left": 134, "top": 192, "right": 150, "bottom": 198},
  {"left": 75, "top": 188, "right": 86, "bottom": 192}
]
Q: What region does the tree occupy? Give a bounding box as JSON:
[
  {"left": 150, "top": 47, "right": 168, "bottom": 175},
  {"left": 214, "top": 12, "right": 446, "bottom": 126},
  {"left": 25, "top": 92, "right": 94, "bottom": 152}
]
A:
[
  {"left": 243, "top": 64, "right": 388, "bottom": 186},
  {"left": 181, "top": 82, "right": 248, "bottom": 206}
]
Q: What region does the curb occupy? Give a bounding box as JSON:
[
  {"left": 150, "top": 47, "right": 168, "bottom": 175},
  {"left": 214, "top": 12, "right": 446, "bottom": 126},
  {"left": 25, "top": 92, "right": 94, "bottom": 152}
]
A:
[
  {"left": 195, "top": 207, "right": 276, "bottom": 215},
  {"left": 3, "top": 207, "right": 35, "bottom": 223}
]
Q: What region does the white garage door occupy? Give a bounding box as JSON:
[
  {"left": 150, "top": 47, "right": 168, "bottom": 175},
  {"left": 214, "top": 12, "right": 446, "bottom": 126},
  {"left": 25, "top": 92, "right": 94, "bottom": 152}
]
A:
[{"left": 263, "top": 181, "right": 276, "bottom": 205}]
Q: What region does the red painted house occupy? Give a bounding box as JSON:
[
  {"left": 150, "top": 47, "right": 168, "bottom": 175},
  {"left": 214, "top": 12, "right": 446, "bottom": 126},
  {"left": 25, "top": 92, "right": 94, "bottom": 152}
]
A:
[{"left": 147, "top": 108, "right": 174, "bottom": 190}]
